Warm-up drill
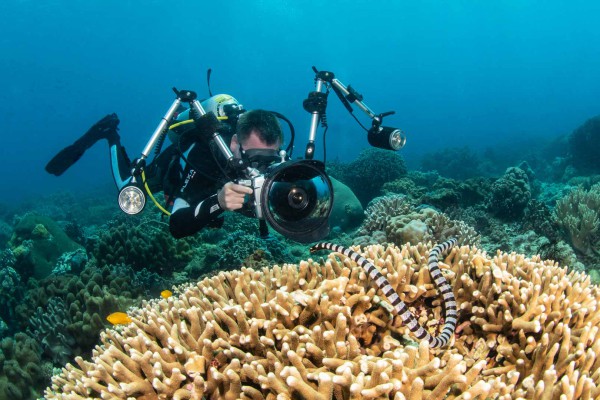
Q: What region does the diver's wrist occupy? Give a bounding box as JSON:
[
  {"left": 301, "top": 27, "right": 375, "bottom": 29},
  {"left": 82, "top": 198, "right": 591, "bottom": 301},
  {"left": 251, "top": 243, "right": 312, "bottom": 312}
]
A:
[{"left": 194, "top": 194, "right": 222, "bottom": 220}]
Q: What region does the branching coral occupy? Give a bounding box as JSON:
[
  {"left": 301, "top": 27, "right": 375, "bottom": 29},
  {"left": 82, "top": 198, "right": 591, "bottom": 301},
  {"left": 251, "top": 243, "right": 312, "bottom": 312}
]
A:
[
  {"left": 0, "top": 332, "right": 45, "bottom": 399},
  {"left": 45, "top": 242, "right": 600, "bottom": 399},
  {"left": 27, "top": 297, "right": 76, "bottom": 365},
  {"left": 357, "top": 195, "right": 413, "bottom": 236}
]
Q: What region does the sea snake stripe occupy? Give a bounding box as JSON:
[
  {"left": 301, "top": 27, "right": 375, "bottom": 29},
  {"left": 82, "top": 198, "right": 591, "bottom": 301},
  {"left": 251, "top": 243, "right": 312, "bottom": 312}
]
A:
[{"left": 310, "top": 239, "right": 458, "bottom": 348}]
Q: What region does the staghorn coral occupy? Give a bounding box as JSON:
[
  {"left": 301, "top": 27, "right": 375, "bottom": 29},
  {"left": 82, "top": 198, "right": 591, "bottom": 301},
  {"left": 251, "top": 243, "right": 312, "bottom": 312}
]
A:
[
  {"left": 46, "top": 242, "right": 600, "bottom": 399},
  {"left": 311, "top": 239, "right": 458, "bottom": 348}
]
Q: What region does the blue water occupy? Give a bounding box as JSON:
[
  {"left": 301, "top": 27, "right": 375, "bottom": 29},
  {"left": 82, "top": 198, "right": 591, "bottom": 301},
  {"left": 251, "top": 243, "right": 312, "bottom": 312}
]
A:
[{"left": 2, "top": 0, "right": 600, "bottom": 201}]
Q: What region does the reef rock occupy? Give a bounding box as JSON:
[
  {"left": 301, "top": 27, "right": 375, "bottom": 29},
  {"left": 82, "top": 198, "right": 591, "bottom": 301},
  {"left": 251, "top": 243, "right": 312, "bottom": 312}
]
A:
[
  {"left": 9, "top": 213, "right": 82, "bottom": 280},
  {"left": 329, "top": 177, "right": 364, "bottom": 231}
]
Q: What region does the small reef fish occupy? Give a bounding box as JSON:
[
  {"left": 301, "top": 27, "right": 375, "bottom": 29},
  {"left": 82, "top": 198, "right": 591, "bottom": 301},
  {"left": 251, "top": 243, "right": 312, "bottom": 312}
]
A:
[
  {"left": 161, "top": 290, "right": 173, "bottom": 299},
  {"left": 106, "top": 312, "right": 132, "bottom": 325}
]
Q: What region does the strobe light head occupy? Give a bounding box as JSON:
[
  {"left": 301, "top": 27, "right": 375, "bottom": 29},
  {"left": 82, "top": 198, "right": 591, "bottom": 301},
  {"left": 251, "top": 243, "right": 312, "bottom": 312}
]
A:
[
  {"left": 118, "top": 185, "right": 146, "bottom": 215},
  {"left": 368, "top": 126, "right": 407, "bottom": 151},
  {"left": 261, "top": 160, "right": 333, "bottom": 243}
]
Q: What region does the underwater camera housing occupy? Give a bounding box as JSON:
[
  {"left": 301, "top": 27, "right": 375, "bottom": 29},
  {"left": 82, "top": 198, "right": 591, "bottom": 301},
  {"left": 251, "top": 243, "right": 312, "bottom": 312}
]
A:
[{"left": 238, "top": 159, "right": 333, "bottom": 243}]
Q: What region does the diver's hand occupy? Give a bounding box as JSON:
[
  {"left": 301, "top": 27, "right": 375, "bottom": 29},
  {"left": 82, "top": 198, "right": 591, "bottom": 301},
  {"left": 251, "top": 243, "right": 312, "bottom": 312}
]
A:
[{"left": 217, "top": 182, "right": 253, "bottom": 211}]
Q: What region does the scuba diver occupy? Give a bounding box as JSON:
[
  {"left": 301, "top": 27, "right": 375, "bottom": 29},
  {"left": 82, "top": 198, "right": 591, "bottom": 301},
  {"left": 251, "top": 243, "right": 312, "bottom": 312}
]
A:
[
  {"left": 45, "top": 94, "right": 285, "bottom": 239},
  {"left": 45, "top": 67, "right": 406, "bottom": 243},
  {"left": 167, "top": 105, "right": 283, "bottom": 238}
]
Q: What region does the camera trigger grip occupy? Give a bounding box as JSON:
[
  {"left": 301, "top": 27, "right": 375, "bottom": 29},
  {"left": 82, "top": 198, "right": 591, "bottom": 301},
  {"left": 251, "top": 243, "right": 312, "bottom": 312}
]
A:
[{"left": 236, "top": 179, "right": 252, "bottom": 188}]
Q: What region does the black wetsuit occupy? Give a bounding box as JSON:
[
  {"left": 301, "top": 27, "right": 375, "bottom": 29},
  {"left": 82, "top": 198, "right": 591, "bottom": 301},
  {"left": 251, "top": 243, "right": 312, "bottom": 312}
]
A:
[
  {"left": 45, "top": 111, "right": 240, "bottom": 239},
  {"left": 168, "top": 134, "right": 234, "bottom": 239}
]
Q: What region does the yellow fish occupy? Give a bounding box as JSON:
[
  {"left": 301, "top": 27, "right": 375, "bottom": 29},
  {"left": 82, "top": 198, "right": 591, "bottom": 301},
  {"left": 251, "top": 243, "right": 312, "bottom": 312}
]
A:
[
  {"left": 106, "top": 312, "right": 132, "bottom": 325},
  {"left": 161, "top": 290, "right": 173, "bottom": 299}
]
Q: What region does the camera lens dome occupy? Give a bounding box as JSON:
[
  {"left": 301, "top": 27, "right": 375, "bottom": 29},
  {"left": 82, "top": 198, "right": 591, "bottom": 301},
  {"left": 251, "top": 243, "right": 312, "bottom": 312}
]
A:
[
  {"left": 261, "top": 160, "right": 333, "bottom": 243},
  {"left": 288, "top": 187, "right": 309, "bottom": 210}
]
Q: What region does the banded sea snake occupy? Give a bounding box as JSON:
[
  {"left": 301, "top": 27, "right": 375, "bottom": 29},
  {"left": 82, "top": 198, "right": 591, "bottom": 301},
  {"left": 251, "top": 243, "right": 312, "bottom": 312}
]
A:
[{"left": 310, "top": 239, "right": 458, "bottom": 348}]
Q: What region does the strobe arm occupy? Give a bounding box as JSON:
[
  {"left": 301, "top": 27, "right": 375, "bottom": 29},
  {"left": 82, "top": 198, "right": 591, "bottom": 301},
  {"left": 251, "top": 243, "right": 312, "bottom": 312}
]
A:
[
  {"left": 188, "top": 94, "right": 254, "bottom": 177},
  {"left": 303, "top": 68, "right": 334, "bottom": 159},
  {"left": 305, "top": 67, "right": 407, "bottom": 152},
  {"left": 330, "top": 78, "right": 406, "bottom": 151}
]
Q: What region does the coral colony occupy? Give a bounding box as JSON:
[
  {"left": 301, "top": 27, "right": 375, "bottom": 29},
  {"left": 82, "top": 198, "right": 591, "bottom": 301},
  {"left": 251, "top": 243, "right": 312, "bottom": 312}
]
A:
[
  {"left": 2, "top": 116, "right": 600, "bottom": 398},
  {"left": 46, "top": 241, "right": 599, "bottom": 399}
]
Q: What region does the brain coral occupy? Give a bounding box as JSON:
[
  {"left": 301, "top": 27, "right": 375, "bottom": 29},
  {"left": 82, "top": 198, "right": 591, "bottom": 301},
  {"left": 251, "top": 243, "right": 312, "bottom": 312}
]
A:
[{"left": 45, "top": 242, "right": 600, "bottom": 399}]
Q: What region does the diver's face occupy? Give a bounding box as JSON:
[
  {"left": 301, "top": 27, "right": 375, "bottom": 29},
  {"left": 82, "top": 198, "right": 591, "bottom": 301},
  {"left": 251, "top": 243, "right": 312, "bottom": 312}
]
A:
[{"left": 230, "top": 129, "right": 280, "bottom": 158}]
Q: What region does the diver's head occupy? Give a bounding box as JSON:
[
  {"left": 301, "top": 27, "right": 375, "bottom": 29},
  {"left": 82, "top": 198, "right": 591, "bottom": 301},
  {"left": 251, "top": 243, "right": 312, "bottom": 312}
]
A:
[
  {"left": 235, "top": 109, "right": 283, "bottom": 146},
  {"left": 230, "top": 110, "right": 283, "bottom": 169},
  {"left": 201, "top": 94, "right": 245, "bottom": 134},
  {"left": 201, "top": 94, "right": 244, "bottom": 120}
]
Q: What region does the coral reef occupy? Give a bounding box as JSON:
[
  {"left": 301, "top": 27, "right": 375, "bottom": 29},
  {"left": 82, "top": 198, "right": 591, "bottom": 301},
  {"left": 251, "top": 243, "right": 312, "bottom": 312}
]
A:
[
  {"left": 384, "top": 171, "right": 493, "bottom": 212},
  {"left": 45, "top": 242, "right": 600, "bottom": 399},
  {"left": 0, "top": 219, "right": 12, "bottom": 248},
  {"left": 0, "top": 262, "right": 23, "bottom": 333},
  {"left": 52, "top": 248, "right": 88, "bottom": 275},
  {"left": 357, "top": 195, "right": 413, "bottom": 237},
  {"left": 555, "top": 183, "right": 600, "bottom": 258},
  {"left": 0, "top": 332, "right": 46, "bottom": 400},
  {"left": 9, "top": 213, "right": 83, "bottom": 279},
  {"left": 420, "top": 146, "right": 484, "bottom": 180},
  {"left": 487, "top": 166, "right": 531, "bottom": 220},
  {"left": 91, "top": 215, "right": 196, "bottom": 275},
  {"left": 568, "top": 114, "right": 600, "bottom": 174},
  {"left": 13, "top": 264, "right": 147, "bottom": 357},
  {"left": 216, "top": 231, "right": 294, "bottom": 270},
  {"left": 354, "top": 195, "right": 479, "bottom": 248},
  {"left": 27, "top": 297, "right": 76, "bottom": 365},
  {"left": 328, "top": 148, "right": 407, "bottom": 206}
]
